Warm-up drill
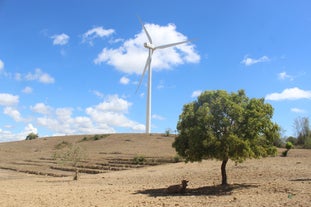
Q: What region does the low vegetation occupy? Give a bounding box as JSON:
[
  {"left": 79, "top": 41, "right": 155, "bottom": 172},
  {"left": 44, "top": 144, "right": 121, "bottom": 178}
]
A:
[
  {"left": 132, "top": 155, "right": 146, "bottom": 165},
  {"left": 282, "top": 141, "right": 293, "bottom": 157},
  {"left": 53, "top": 144, "right": 87, "bottom": 180},
  {"left": 80, "top": 134, "right": 110, "bottom": 142},
  {"left": 25, "top": 132, "right": 39, "bottom": 140}
]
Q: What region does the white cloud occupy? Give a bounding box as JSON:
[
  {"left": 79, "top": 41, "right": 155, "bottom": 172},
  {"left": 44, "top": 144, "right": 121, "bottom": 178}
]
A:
[
  {"left": 31, "top": 94, "right": 144, "bottom": 135},
  {"left": 0, "top": 124, "right": 38, "bottom": 142},
  {"left": 24, "top": 123, "right": 38, "bottom": 135},
  {"left": 0, "top": 93, "right": 19, "bottom": 106},
  {"left": 0, "top": 59, "right": 4, "bottom": 71},
  {"left": 291, "top": 108, "right": 306, "bottom": 113},
  {"left": 278, "top": 71, "right": 293, "bottom": 81},
  {"left": 241, "top": 55, "right": 270, "bottom": 66},
  {"left": 82, "top": 26, "right": 115, "bottom": 45},
  {"left": 51, "top": 33, "right": 70, "bottom": 45},
  {"left": 31, "top": 103, "right": 52, "bottom": 114},
  {"left": 120, "top": 76, "right": 130, "bottom": 85},
  {"left": 92, "top": 90, "right": 104, "bottom": 98},
  {"left": 3, "top": 107, "right": 23, "bottom": 122},
  {"left": 152, "top": 114, "right": 165, "bottom": 120},
  {"left": 191, "top": 90, "right": 202, "bottom": 98},
  {"left": 88, "top": 95, "right": 131, "bottom": 112},
  {"left": 86, "top": 95, "right": 144, "bottom": 131},
  {"left": 25, "top": 68, "right": 55, "bottom": 84},
  {"left": 265, "top": 87, "right": 311, "bottom": 101},
  {"left": 22, "top": 86, "right": 33, "bottom": 94},
  {"left": 94, "top": 22, "right": 200, "bottom": 74}
]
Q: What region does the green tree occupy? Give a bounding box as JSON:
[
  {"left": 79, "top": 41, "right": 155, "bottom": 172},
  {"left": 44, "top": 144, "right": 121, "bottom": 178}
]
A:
[
  {"left": 25, "top": 132, "right": 39, "bottom": 140},
  {"left": 173, "top": 90, "right": 280, "bottom": 185},
  {"left": 294, "top": 117, "right": 311, "bottom": 148}
]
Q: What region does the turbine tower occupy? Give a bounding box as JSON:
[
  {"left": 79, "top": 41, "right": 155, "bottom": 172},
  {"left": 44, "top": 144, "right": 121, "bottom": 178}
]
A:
[{"left": 136, "top": 18, "right": 190, "bottom": 134}]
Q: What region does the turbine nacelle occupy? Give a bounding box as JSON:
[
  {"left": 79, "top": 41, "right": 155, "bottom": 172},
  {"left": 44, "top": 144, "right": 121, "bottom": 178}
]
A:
[{"left": 144, "top": 42, "right": 155, "bottom": 50}]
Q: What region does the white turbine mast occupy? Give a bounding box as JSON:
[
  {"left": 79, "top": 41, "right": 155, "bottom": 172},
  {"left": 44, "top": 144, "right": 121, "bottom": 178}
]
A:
[{"left": 136, "top": 17, "right": 191, "bottom": 134}]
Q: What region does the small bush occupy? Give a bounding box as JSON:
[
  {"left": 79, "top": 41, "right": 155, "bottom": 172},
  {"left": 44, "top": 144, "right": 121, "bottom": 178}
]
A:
[
  {"left": 133, "top": 155, "right": 146, "bottom": 165},
  {"left": 282, "top": 141, "right": 293, "bottom": 157},
  {"left": 173, "top": 155, "right": 181, "bottom": 163},
  {"left": 25, "top": 133, "right": 39, "bottom": 140},
  {"left": 285, "top": 141, "right": 293, "bottom": 150},
  {"left": 54, "top": 141, "right": 71, "bottom": 150},
  {"left": 165, "top": 129, "right": 171, "bottom": 137}
]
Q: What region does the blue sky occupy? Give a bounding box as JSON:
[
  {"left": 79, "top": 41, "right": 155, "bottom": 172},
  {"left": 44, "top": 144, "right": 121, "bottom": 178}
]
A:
[{"left": 1, "top": 0, "right": 311, "bottom": 142}]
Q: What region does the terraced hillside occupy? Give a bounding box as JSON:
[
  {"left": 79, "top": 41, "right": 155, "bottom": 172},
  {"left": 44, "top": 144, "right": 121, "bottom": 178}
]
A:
[{"left": 0, "top": 133, "right": 179, "bottom": 177}]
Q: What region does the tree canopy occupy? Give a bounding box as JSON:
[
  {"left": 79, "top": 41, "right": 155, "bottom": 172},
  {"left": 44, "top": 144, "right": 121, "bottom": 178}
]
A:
[
  {"left": 173, "top": 89, "right": 280, "bottom": 185},
  {"left": 25, "top": 132, "right": 39, "bottom": 140}
]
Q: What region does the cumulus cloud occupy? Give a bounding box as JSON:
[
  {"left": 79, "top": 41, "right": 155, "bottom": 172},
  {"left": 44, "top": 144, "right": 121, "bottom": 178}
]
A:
[
  {"left": 0, "top": 93, "right": 19, "bottom": 106},
  {"left": 31, "top": 95, "right": 144, "bottom": 136},
  {"left": 31, "top": 103, "right": 52, "bottom": 114},
  {"left": 51, "top": 33, "right": 70, "bottom": 45},
  {"left": 265, "top": 87, "right": 311, "bottom": 101},
  {"left": 120, "top": 76, "right": 130, "bottom": 85},
  {"left": 0, "top": 59, "right": 4, "bottom": 71},
  {"left": 94, "top": 22, "right": 200, "bottom": 74},
  {"left": 241, "top": 55, "right": 270, "bottom": 66},
  {"left": 25, "top": 68, "right": 55, "bottom": 84},
  {"left": 82, "top": 26, "right": 115, "bottom": 45},
  {"left": 191, "top": 90, "right": 202, "bottom": 98},
  {"left": 24, "top": 123, "right": 38, "bottom": 135},
  {"left": 22, "top": 86, "right": 33, "bottom": 94},
  {"left": 3, "top": 107, "right": 23, "bottom": 122},
  {"left": 86, "top": 95, "right": 144, "bottom": 131},
  {"left": 0, "top": 124, "right": 38, "bottom": 142}
]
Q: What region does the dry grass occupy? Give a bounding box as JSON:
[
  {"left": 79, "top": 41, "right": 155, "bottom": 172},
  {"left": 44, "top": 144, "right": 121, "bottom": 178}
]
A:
[{"left": 0, "top": 133, "right": 310, "bottom": 206}]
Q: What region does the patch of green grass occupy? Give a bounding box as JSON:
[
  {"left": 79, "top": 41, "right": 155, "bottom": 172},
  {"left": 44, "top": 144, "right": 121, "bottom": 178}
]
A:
[
  {"left": 80, "top": 134, "right": 110, "bottom": 142},
  {"left": 54, "top": 141, "right": 72, "bottom": 150}
]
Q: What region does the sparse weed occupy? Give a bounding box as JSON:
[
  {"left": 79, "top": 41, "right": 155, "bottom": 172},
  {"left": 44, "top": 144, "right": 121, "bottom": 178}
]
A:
[
  {"left": 133, "top": 155, "right": 146, "bottom": 165},
  {"left": 80, "top": 134, "right": 109, "bottom": 142},
  {"left": 54, "top": 141, "right": 71, "bottom": 150}
]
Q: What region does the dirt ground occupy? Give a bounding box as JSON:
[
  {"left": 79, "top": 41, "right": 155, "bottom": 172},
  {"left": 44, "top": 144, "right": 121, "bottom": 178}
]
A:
[{"left": 0, "top": 134, "right": 310, "bottom": 206}]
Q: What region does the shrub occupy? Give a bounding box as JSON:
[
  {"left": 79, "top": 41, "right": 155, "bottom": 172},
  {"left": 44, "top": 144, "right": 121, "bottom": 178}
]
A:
[
  {"left": 25, "top": 133, "right": 39, "bottom": 140},
  {"left": 285, "top": 141, "right": 293, "bottom": 150},
  {"left": 80, "top": 134, "right": 109, "bottom": 142},
  {"left": 165, "top": 129, "right": 171, "bottom": 137},
  {"left": 282, "top": 142, "right": 293, "bottom": 157},
  {"left": 133, "top": 155, "right": 146, "bottom": 165},
  {"left": 54, "top": 141, "right": 71, "bottom": 150}
]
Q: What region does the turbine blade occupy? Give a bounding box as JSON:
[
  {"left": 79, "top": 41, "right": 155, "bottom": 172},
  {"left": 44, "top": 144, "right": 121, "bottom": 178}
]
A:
[
  {"left": 155, "top": 40, "right": 191, "bottom": 50},
  {"left": 137, "top": 16, "right": 153, "bottom": 44},
  {"left": 136, "top": 51, "right": 152, "bottom": 93}
]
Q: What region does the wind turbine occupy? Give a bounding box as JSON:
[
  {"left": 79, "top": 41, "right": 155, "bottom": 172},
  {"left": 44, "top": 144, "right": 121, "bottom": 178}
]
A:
[{"left": 136, "top": 17, "right": 191, "bottom": 134}]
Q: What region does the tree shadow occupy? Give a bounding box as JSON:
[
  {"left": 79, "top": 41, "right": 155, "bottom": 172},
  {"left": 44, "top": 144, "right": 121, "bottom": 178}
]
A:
[{"left": 135, "top": 183, "right": 258, "bottom": 197}]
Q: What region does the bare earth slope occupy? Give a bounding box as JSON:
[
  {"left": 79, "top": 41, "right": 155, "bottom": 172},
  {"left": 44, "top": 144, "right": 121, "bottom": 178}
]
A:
[{"left": 0, "top": 134, "right": 310, "bottom": 206}]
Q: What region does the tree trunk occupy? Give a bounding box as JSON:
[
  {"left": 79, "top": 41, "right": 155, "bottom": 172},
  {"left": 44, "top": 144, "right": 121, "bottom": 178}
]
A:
[{"left": 221, "top": 158, "right": 228, "bottom": 185}]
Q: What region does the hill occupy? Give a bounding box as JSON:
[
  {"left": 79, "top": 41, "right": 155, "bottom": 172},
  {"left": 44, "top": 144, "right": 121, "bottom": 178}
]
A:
[
  {"left": 0, "top": 133, "right": 178, "bottom": 177},
  {"left": 0, "top": 133, "right": 310, "bottom": 206}
]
